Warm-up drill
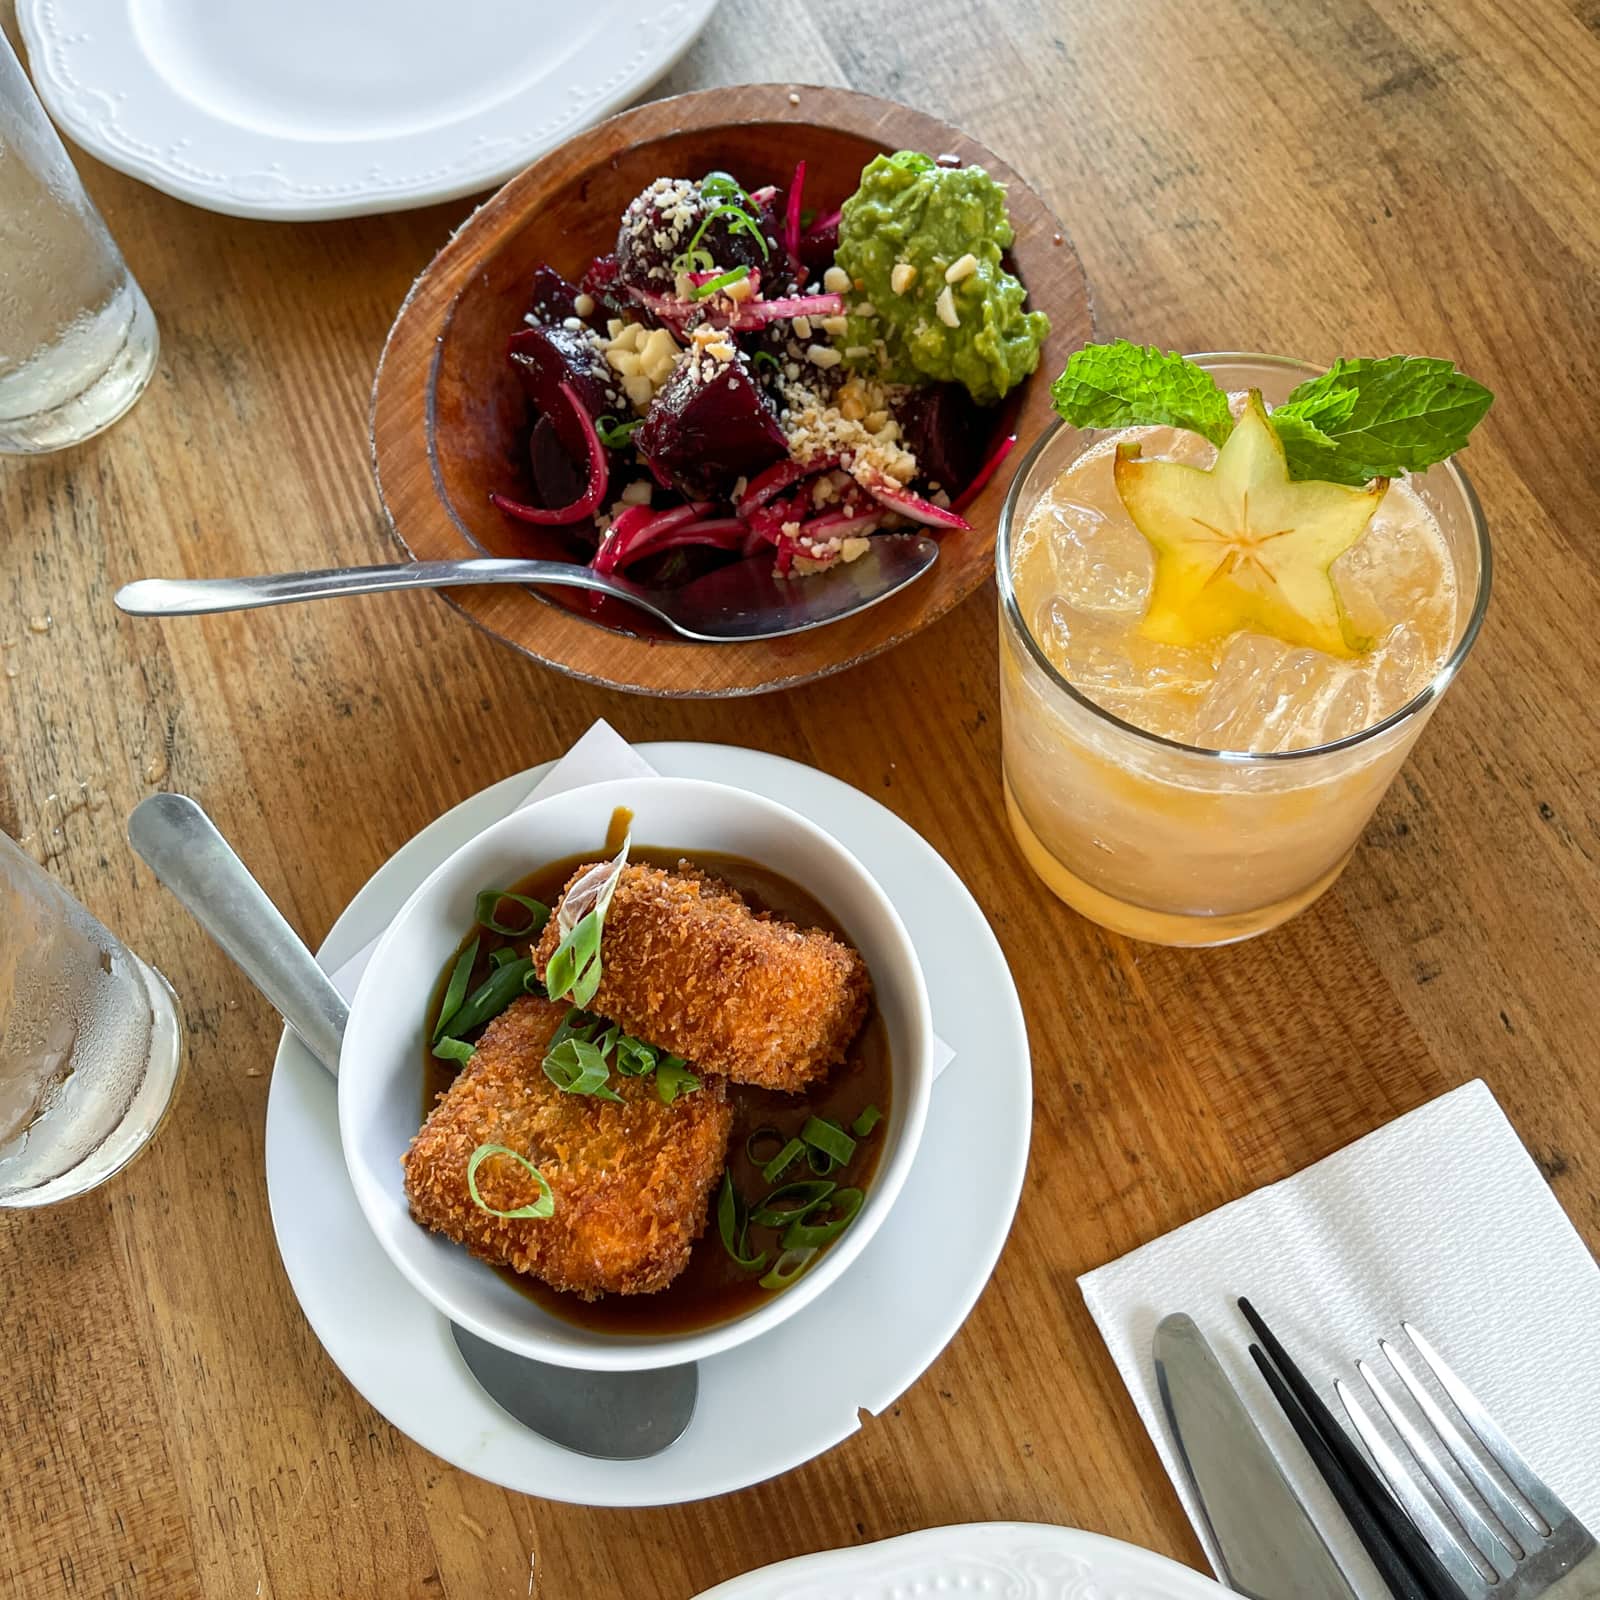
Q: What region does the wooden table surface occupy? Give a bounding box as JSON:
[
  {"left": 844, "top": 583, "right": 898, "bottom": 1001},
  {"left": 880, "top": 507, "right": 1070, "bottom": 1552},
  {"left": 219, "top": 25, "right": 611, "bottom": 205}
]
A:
[{"left": 3, "top": 1, "right": 1597, "bottom": 1595}]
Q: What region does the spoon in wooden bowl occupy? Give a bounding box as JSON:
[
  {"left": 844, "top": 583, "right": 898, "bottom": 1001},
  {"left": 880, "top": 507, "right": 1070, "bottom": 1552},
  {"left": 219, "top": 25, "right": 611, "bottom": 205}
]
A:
[
  {"left": 114, "top": 537, "right": 939, "bottom": 642},
  {"left": 127, "top": 792, "right": 697, "bottom": 1460}
]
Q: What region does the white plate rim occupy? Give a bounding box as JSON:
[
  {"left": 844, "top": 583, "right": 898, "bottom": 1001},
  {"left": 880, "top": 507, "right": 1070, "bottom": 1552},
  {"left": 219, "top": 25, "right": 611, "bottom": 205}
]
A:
[
  {"left": 263, "top": 741, "right": 1031, "bottom": 1504},
  {"left": 17, "top": 0, "right": 721, "bottom": 220},
  {"left": 691, "top": 1521, "right": 1227, "bottom": 1599}
]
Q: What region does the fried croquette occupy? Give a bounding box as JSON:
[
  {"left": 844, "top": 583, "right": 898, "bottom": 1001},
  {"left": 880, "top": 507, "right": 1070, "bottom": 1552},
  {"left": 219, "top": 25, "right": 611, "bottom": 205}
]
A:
[
  {"left": 534, "top": 862, "right": 870, "bottom": 1093},
  {"left": 402, "top": 995, "right": 733, "bottom": 1299}
]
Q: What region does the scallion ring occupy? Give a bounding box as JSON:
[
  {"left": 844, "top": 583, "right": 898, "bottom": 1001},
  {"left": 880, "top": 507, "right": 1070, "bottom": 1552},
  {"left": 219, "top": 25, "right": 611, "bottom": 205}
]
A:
[
  {"left": 474, "top": 890, "right": 549, "bottom": 938},
  {"left": 432, "top": 936, "right": 479, "bottom": 1040},
  {"left": 781, "top": 1186, "right": 863, "bottom": 1250},
  {"left": 759, "top": 1137, "right": 805, "bottom": 1184},
  {"left": 752, "top": 350, "right": 780, "bottom": 372},
  {"left": 800, "top": 1114, "right": 856, "bottom": 1168},
  {"left": 806, "top": 1145, "right": 838, "bottom": 1176},
  {"left": 851, "top": 1105, "right": 882, "bottom": 1138},
  {"left": 716, "top": 1174, "right": 768, "bottom": 1272},
  {"left": 466, "top": 1143, "right": 554, "bottom": 1219},
  {"left": 487, "top": 945, "right": 520, "bottom": 970},
  {"left": 614, "top": 1034, "right": 659, "bottom": 1076},
  {"left": 447, "top": 957, "right": 536, "bottom": 1036},
  {"left": 431, "top": 1035, "right": 475, "bottom": 1063},
  {"left": 759, "top": 1246, "right": 817, "bottom": 1290},
  {"left": 749, "top": 1179, "right": 834, "bottom": 1228},
  {"left": 744, "top": 1126, "right": 784, "bottom": 1166},
  {"left": 655, "top": 1055, "right": 700, "bottom": 1104},
  {"left": 691, "top": 266, "right": 751, "bottom": 301},
  {"left": 595, "top": 413, "right": 643, "bottom": 449},
  {"left": 542, "top": 1035, "right": 623, "bottom": 1102}
]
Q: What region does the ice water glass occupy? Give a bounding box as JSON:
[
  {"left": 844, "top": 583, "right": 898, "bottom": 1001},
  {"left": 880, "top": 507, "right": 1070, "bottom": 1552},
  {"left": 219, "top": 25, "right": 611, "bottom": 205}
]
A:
[
  {"left": 0, "top": 31, "right": 158, "bottom": 454},
  {"left": 997, "top": 353, "right": 1491, "bottom": 946},
  {"left": 0, "top": 830, "right": 183, "bottom": 1205}
]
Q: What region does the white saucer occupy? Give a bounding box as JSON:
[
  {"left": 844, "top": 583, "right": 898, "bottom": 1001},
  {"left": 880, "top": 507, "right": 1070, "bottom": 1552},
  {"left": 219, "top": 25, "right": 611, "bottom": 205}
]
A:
[
  {"left": 263, "top": 743, "right": 1031, "bottom": 1505},
  {"left": 694, "top": 1523, "right": 1227, "bottom": 1599},
  {"left": 18, "top": 0, "right": 720, "bottom": 220}
]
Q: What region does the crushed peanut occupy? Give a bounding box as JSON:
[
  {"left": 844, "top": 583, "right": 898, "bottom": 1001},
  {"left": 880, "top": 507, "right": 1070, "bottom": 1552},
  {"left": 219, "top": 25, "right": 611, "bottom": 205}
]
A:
[
  {"left": 823, "top": 265, "right": 851, "bottom": 295},
  {"left": 819, "top": 315, "right": 850, "bottom": 337},
  {"left": 806, "top": 344, "right": 843, "bottom": 369},
  {"left": 890, "top": 263, "right": 917, "bottom": 295},
  {"left": 574, "top": 292, "right": 596, "bottom": 319},
  {"left": 944, "top": 253, "right": 979, "bottom": 283},
  {"left": 620, "top": 480, "right": 653, "bottom": 506},
  {"left": 935, "top": 285, "right": 960, "bottom": 327}
]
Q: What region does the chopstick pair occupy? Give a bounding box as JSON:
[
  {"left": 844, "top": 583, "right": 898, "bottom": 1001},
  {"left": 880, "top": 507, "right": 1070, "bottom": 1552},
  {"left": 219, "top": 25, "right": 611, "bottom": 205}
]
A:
[{"left": 1238, "top": 1298, "right": 1469, "bottom": 1600}]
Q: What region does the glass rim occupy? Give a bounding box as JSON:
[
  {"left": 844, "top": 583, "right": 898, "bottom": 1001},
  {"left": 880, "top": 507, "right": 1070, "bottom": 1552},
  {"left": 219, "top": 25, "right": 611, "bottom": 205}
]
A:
[{"left": 995, "top": 350, "right": 1494, "bottom": 765}]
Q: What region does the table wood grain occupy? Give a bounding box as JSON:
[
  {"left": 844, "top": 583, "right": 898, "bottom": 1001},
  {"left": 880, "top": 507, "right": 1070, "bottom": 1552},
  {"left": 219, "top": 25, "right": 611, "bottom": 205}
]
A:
[{"left": 3, "top": 1, "right": 1597, "bottom": 1595}]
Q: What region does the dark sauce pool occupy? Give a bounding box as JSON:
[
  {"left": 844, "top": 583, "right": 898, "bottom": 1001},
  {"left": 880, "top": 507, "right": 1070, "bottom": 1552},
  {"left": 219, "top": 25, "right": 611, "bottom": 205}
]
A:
[{"left": 421, "top": 825, "right": 891, "bottom": 1337}]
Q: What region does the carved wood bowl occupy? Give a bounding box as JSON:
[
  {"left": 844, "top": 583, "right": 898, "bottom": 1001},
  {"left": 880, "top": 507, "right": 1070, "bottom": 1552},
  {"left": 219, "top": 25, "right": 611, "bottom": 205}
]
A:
[{"left": 370, "top": 83, "right": 1091, "bottom": 697}]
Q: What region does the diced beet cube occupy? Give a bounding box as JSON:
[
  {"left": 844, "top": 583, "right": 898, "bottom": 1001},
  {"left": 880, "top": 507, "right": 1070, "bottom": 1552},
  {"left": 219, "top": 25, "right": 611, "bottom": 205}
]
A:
[
  {"left": 636, "top": 351, "right": 787, "bottom": 499},
  {"left": 527, "top": 264, "right": 581, "bottom": 325},
  {"left": 615, "top": 179, "right": 785, "bottom": 293},
  {"left": 899, "top": 382, "right": 988, "bottom": 493},
  {"left": 508, "top": 323, "right": 626, "bottom": 460},
  {"left": 580, "top": 254, "right": 626, "bottom": 319}
]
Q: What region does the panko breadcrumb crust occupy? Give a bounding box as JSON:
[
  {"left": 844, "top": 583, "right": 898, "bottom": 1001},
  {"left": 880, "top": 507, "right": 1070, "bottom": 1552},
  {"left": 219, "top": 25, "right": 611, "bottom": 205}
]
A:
[
  {"left": 535, "top": 861, "right": 870, "bottom": 1093},
  {"left": 401, "top": 996, "right": 732, "bottom": 1299}
]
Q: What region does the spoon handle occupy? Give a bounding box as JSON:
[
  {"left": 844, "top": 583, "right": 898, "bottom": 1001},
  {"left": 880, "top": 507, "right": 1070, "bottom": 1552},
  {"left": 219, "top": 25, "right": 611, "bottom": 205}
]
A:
[
  {"left": 127, "top": 794, "right": 347, "bottom": 1076},
  {"left": 115, "top": 558, "right": 624, "bottom": 616}
]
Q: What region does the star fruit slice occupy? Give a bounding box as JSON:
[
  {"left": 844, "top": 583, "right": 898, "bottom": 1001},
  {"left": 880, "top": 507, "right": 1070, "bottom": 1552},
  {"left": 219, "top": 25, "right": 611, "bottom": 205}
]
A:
[{"left": 1114, "top": 390, "right": 1388, "bottom": 658}]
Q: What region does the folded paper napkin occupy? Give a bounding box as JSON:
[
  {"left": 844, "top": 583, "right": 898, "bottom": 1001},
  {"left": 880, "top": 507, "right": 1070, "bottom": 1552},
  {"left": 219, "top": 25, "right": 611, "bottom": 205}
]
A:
[
  {"left": 1079, "top": 1079, "right": 1600, "bottom": 1599},
  {"left": 327, "top": 720, "right": 955, "bottom": 1078}
]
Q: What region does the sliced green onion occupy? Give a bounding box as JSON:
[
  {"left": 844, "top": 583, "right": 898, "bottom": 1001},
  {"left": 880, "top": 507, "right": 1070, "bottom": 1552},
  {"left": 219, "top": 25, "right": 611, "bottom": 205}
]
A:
[
  {"left": 752, "top": 350, "right": 780, "bottom": 372},
  {"left": 691, "top": 266, "right": 751, "bottom": 301},
  {"left": 850, "top": 1105, "right": 883, "bottom": 1137},
  {"left": 759, "top": 1246, "right": 816, "bottom": 1290},
  {"left": 432, "top": 1035, "right": 475, "bottom": 1063},
  {"left": 433, "top": 936, "right": 479, "bottom": 1040},
  {"left": 521, "top": 966, "right": 546, "bottom": 997},
  {"left": 474, "top": 890, "right": 549, "bottom": 937},
  {"left": 699, "top": 171, "right": 749, "bottom": 203},
  {"left": 546, "top": 836, "right": 629, "bottom": 1007},
  {"left": 759, "top": 1137, "right": 805, "bottom": 1184},
  {"left": 542, "top": 1036, "right": 623, "bottom": 1102},
  {"left": 467, "top": 1143, "right": 554, "bottom": 1219},
  {"left": 670, "top": 246, "right": 716, "bottom": 277},
  {"left": 716, "top": 1174, "right": 768, "bottom": 1271},
  {"left": 781, "top": 1186, "right": 863, "bottom": 1250},
  {"left": 806, "top": 1145, "right": 838, "bottom": 1176},
  {"left": 749, "top": 1179, "right": 834, "bottom": 1228},
  {"left": 655, "top": 1055, "right": 700, "bottom": 1104},
  {"left": 614, "top": 1034, "right": 659, "bottom": 1076},
  {"left": 488, "top": 945, "right": 520, "bottom": 970},
  {"left": 801, "top": 1115, "right": 856, "bottom": 1168},
  {"left": 595, "top": 413, "right": 643, "bottom": 449},
  {"left": 744, "top": 1126, "right": 784, "bottom": 1166},
  {"left": 683, "top": 202, "right": 771, "bottom": 265},
  {"left": 447, "top": 957, "right": 535, "bottom": 1036}
]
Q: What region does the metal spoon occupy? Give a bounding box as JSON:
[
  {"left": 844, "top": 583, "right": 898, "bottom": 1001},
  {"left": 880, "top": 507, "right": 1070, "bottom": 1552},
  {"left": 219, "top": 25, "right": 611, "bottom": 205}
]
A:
[
  {"left": 114, "top": 536, "right": 940, "bottom": 642},
  {"left": 126, "top": 792, "right": 697, "bottom": 1460}
]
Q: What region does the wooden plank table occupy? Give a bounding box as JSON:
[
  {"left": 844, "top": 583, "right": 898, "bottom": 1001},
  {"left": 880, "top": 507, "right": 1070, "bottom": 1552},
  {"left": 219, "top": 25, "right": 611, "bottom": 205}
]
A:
[{"left": 2, "top": 0, "right": 1596, "bottom": 1594}]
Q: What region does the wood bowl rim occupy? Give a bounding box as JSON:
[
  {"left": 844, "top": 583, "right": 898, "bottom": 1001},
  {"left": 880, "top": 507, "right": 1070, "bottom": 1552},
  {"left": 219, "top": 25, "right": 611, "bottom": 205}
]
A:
[{"left": 370, "top": 81, "right": 1093, "bottom": 697}]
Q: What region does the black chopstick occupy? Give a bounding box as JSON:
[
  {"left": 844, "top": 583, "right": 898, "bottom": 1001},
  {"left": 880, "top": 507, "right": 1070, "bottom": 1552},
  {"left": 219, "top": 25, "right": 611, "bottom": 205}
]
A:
[{"left": 1239, "top": 1298, "right": 1468, "bottom": 1600}]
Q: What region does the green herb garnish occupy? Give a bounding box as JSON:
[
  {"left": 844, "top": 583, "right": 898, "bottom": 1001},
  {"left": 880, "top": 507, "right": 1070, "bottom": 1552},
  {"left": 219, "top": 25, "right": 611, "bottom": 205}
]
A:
[
  {"left": 751, "top": 350, "right": 781, "bottom": 372},
  {"left": 1051, "top": 340, "right": 1493, "bottom": 486},
  {"left": 447, "top": 956, "right": 539, "bottom": 1037},
  {"left": 544, "top": 835, "right": 629, "bottom": 1008},
  {"left": 800, "top": 1115, "right": 856, "bottom": 1168},
  {"left": 759, "top": 1137, "right": 806, "bottom": 1184},
  {"left": 433, "top": 936, "right": 479, "bottom": 1041},
  {"left": 758, "top": 1245, "right": 817, "bottom": 1290},
  {"left": 432, "top": 1035, "right": 476, "bottom": 1063},
  {"left": 850, "top": 1104, "right": 882, "bottom": 1137},
  {"left": 594, "top": 413, "right": 643, "bottom": 450},
  {"left": 781, "top": 1186, "right": 863, "bottom": 1251},
  {"left": 466, "top": 1143, "right": 554, "bottom": 1219},
  {"left": 654, "top": 1055, "right": 700, "bottom": 1104},
  {"left": 691, "top": 266, "right": 752, "bottom": 301},
  {"left": 542, "top": 1034, "right": 624, "bottom": 1102},
  {"left": 716, "top": 1173, "right": 768, "bottom": 1272},
  {"left": 749, "top": 1179, "right": 836, "bottom": 1229},
  {"left": 474, "top": 890, "right": 549, "bottom": 938}
]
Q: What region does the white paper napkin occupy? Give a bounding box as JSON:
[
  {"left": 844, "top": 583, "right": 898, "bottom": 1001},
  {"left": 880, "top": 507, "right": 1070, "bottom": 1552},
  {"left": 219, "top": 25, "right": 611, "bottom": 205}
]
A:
[
  {"left": 327, "top": 719, "right": 954, "bottom": 1076},
  {"left": 1079, "top": 1079, "right": 1600, "bottom": 1598}
]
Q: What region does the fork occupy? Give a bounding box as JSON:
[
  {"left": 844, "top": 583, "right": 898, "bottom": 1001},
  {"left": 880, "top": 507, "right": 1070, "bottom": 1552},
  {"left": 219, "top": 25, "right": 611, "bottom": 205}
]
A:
[{"left": 1336, "top": 1325, "right": 1600, "bottom": 1599}]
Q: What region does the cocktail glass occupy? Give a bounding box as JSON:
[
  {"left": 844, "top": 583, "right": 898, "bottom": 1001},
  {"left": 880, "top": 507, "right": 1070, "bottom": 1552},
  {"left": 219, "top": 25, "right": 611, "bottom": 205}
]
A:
[{"left": 997, "top": 352, "right": 1490, "bottom": 946}]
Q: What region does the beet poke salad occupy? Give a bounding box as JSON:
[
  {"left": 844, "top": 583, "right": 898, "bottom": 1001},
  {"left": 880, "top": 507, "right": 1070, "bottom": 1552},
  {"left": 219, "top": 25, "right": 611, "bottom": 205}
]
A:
[{"left": 490, "top": 150, "right": 1051, "bottom": 584}]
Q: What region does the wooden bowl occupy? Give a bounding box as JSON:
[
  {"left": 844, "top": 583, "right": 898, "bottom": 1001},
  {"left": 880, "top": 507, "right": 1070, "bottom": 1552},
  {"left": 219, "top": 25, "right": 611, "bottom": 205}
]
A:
[{"left": 371, "top": 83, "right": 1091, "bottom": 697}]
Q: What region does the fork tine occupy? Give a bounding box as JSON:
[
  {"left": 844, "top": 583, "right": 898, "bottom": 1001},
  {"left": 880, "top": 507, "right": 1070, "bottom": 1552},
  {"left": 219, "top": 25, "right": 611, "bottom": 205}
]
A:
[
  {"left": 1382, "top": 1337, "right": 1548, "bottom": 1544},
  {"left": 1358, "top": 1359, "right": 1521, "bottom": 1581},
  {"left": 1403, "top": 1323, "right": 1571, "bottom": 1534},
  {"left": 1338, "top": 1377, "right": 1495, "bottom": 1598}
]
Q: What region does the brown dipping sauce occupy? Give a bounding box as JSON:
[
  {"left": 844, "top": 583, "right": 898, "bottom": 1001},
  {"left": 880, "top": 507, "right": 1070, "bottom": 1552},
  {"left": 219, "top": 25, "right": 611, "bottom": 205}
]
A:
[{"left": 420, "top": 832, "right": 892, "bottom": 1336}]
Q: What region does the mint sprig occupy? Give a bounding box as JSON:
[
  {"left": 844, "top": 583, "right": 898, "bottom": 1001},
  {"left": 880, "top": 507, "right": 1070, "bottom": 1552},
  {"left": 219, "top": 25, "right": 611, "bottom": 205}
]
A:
[
  {"left": 1050, "top": 341, "right": 1234, "bottom": 448},
  {"left": 1050, "top": 341, "right": 1493, "bottom": 485}
]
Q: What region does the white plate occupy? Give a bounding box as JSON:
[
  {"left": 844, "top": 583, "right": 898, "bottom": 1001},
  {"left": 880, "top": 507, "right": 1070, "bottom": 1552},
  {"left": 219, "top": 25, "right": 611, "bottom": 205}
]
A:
[
  {"left": 18, "top": 0, "right": 720, "bottom": 220},
  {"left": 694, "top": 1523, "right": 1228, "bottom": 1599},
  {"left": 263, "top": 743, "right": 1031, "bottom": 1505}
]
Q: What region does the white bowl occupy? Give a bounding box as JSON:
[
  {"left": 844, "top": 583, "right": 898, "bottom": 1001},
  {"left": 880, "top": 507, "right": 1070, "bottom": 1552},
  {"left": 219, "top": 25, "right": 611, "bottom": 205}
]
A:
[{"left": 338, "top": 776, "right": 933, "bottom": 1371}]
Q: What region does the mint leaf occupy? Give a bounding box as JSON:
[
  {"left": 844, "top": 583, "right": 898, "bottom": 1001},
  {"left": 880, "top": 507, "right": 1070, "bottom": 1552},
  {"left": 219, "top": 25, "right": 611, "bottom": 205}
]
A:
[
  {"left": 1051, "top": 340, "right": 1234, "bottom": 448},
  {"left": 1273, "top": 356, "right": 1492, "bottom": 482}
]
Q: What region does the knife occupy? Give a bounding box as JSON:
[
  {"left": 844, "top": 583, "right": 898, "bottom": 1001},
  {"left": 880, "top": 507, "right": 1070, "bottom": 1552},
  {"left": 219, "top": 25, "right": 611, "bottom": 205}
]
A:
[{"left": 1155, "top": 1313, "right": 1359, "bottom": 1600}]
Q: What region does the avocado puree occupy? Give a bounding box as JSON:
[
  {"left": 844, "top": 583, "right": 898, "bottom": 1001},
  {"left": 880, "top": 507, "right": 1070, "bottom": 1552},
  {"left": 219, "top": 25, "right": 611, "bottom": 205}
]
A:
[{"left": 835, "top": 151, "right": 1049, "bottom": 405}]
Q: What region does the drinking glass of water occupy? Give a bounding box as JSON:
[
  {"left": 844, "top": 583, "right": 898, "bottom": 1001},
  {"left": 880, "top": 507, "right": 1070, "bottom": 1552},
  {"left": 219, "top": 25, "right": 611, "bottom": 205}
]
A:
[
  {"left": 0, "top": 31, "right": 159, "bottom": 454},
  {"left": 0, "top": 830, "right": 183, "bottom": 1206}
]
